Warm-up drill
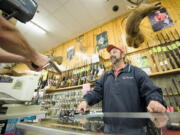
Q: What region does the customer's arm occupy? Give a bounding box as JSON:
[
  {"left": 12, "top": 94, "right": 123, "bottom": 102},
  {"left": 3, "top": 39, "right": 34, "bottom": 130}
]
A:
[
  {"left": 0, "top": 16, "right": 48, "bottom": 70},
  {"left": 0, "top": 48, "right": 30, "bottom": 63}
]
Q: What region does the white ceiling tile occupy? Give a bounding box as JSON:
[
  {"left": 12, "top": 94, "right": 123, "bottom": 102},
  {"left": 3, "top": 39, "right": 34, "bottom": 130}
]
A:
[
  {"left": 16, "top": 0, "right": 129, "bottom": 52},
  {"left": 53, "top": 7, "right": 82, "bottom": 32},
  {"left": 63, "top": 0, "right": 94, "bottom": 27},
  {"left": 37, "top": 0, "right": 62, "bottom": 13},
  {"left": 57, "top": 0, "right": 70, "bottom": 5},
  {"left": 80, "top": 0, "right": 110, "bottom": 21}
]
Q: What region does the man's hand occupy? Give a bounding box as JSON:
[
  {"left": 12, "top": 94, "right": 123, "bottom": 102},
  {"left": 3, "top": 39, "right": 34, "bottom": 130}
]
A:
[
  {"left": 77, "top": 100, "right": 88, "bottom": 113},
  {"left": 147, "top": 101, "right": 168, "bottom": 128},
  {"left": 150, "top": 113, "right": 169, "bottom": 128},
  {"left": 147, "top": 100, "right": 166, "bottom": 113},
  {"left": 0, "top": 16, "right": 49, "bottom": 71},
  {"left": 27, "top": 53, "right": 49, "bottom": 71}
]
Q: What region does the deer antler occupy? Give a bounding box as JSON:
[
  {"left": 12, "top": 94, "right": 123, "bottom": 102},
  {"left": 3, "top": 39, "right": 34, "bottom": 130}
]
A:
[
  {"left": 125, "top": 1, "right": 161, "bottom": 48},
  {"left": 76, "top": 35, "right": 87, "bottom": 53},
  {"left": 51, "top": 56, "right": 63, "bottom": 65},
  {"left": 48, "top": 49, "right": 63, "bottom": 65}
]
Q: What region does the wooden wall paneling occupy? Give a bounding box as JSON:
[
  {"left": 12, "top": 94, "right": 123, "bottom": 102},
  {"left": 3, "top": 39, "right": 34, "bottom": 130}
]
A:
[
  {"left": 117, "top": 15, "right": 128, "bottom": 49},
  {"left": 100, "top": 21, "right": 117, "bottom": 60},
  {"left": 101, "top": 21, "right": 116, "bottom": 45},
  {"left": 112, "top": 18, "right": 120, "bottom": 45},
  {"left": 83, "top": 30, "right": 94, "bottom": 55},
  {"left": 13, "top": 0, "right": 180, "bottom": 73},
  {"left": 162, "top": 0, "right": 180, "bottom": 24},
  {"left": 143, "top": 50, "right": 156, "bottom": 73},
  {"left": 93, "top": 27, "right": 102, "bottom": 54}
]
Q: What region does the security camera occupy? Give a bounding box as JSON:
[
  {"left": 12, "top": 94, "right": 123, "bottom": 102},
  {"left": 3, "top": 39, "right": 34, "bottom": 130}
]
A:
[{"left": 112, "top": 5, "right": 119, "bottom": 12}]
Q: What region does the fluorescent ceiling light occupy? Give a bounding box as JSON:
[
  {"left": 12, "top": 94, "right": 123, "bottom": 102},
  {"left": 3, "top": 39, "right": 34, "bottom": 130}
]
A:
[{"left": 26, "top": 21, "right": 47, "bottom": 34}]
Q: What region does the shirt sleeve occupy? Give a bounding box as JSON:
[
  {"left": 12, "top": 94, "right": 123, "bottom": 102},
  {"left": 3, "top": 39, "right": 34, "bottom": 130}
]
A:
[
  {"left": 83, "top": 73, "right": 106, "bottom": 106},
  {"left": 135, "top": 67, "right": 166, "bottom": 107}
]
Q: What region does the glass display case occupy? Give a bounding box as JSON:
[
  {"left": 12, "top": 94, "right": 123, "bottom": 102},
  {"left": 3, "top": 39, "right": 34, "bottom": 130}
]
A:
[{"left": 15, "top": 112, "right": 180, "bottom": 135}]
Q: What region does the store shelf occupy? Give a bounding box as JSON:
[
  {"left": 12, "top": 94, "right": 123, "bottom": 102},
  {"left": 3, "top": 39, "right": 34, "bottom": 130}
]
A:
[
  {"left": 149, "top": 68, "right": 180, "bottom": 77},
  {"left": 46, "top": 83, "right": 95, "bottom": 92},
  {"left": 16, "top": 122, "right": 86, "bottom": 135},
  {"left": 163, "top": 93, "right": 180, "bottom": 96},
  {"left": 49, "top": 123, "right": 84, "bottom": 130},
  {"left": 126, "top": 47, "right": 149, "bottom": 55},
  {"left": 46, "top": 68, "right": 180, "bottom": 92},
  {"left": 125, "top": 40, "right": 178, "bottom": 56}
]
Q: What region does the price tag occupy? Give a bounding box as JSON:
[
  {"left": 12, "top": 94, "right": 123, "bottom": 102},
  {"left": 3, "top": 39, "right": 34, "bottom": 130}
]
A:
[
  {"left": 82, "top": 83, "right": 91, "bottom": 95},
  {"left": 171, "top": 44, "right": 177, "bottom": 49},
  {"left": 162, "top": 47, "right": 167, "bottom": 52},
  {"left": 142, "top": 67, "right": 151, "bottom": 74},
  {"left": 98, "top": 68, "right": 104, "bottom": 76},
  {"left": 77, "top": 69, "right": 80, "bottom": 74},
  {"left": 175, "top": 41, "right": 180, "bottom": 47},
  {"left": 167, "top": 45, "right": 172, "bottom": 50},
  {"left": 157, "top": 46, "right": 162, "bottom": 52},
  {"left": 149, "top": 50, "right": 153, "bottom": 54},
  {"left": 160, "top": 62, "right": 164, "bottom": 65},
  {"left": 74, "top": 69, "right": 77, "bottom": 74},
  {"left": 152, "top": 48, "right": 157, "bottom": 53},
  {"left": 87, "top": 66, "right": 91, "bottom": 70},
  {"left": 80, "top": 67, "right": 83, "bottom": 72},
  {"left": 92, "top": 53, "right": 100, "bottom": 63},
  {"left": 164, "top": 60, "right": 168, "bottom": 65},
  {"left": 36, "top": 113, "right": 46, "bottom": 120}
]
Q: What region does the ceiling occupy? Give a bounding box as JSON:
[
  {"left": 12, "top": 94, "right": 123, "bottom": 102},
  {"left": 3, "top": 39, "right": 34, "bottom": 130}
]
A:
[{"left": 16, "top": 0, "right": 132, "bottom": 52}]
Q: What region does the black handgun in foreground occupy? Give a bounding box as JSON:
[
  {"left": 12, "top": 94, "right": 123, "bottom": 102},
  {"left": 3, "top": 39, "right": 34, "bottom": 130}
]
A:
[{"left": 0, "top": 0, "right": 37, "bottom": 23}]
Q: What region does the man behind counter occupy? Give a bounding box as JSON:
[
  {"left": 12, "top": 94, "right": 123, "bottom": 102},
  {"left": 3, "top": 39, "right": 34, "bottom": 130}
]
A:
[
  {"left": 0, "top": 16, "right": 48, "bottom": 71},
  {"left": 77, "top": 44, "right": 167, "bottom": 135}
]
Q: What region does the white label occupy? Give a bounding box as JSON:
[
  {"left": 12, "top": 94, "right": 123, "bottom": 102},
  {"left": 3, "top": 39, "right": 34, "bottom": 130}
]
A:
[
  {"left": 160, "top": 62, "right": 164, "bottom": 65},
  {"left": 82, "top": 83, "right": 91, "bottom": 95},
  {"left": 164, "top": 60, "right": 168, "bottom": 65},
  {"left": 142, "top": 67, "right": 151, "bottom": 74},
  {"left": 98, "top": 68, "right": 104, "bottom": 76},
  {"left": 36, "top": 113, "right": 46, "bottom": 119},
  {"left": 92, "top": 53, "right": 99, "bottom": 63}
]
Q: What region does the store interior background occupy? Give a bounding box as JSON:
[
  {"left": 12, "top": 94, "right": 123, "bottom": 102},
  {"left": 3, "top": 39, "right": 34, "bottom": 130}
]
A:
[
  {"left": 8, "top": 0, "right": 177, "bottom": 92},
  {"left": 0, "top": 0, "right": 180, "bottom": 134},
  {"left": 12, "top": 0, "right": 179, "bottom": 72}
]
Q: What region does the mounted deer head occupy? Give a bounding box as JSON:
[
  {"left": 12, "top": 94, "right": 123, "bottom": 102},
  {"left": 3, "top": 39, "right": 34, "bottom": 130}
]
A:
[
  {"left": 125, "top": 1, "right": 161, "bottom": 48},
  {"left": 76, "top": 35, "right": 87, "bottom": 53},
  {"left": 49, "top": 49, "right": 63, "bottom": 65}
]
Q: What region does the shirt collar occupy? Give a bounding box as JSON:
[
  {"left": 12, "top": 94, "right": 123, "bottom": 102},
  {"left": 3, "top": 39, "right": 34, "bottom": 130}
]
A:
[{"left": 108, "top": 64, "right": 131, "bottom": 75}]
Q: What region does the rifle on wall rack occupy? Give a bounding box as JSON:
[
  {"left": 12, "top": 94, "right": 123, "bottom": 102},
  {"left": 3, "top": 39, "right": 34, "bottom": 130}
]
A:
[
  {"left": 169, "top": 87, "right": 180, "bottom": 112},
  {"left": 150, "top": 40, "right": 166, "bottom": 72},
  {"left": 156, "top": 35, "right": 171, "bottom": 70},
  {"left": 160, "top": 33, "right": 180, "bottom": 68},
  {"left": 172, "top": 78, "right": 180, "bottom": 96},
  {"left": 156, "top": 34, "right": 176, "bottom": 69},
  {"left": 174, "top": 29, "right": 180, "bottom": 40},
  {"left": 169, "top": 31, "right": 180, "bottom": 54},
  {"left": 164, "top": 88, "right": 172, "bottom": 106},
  {"left": 146, "top": 42, "right": 159, "bottom": 72}
]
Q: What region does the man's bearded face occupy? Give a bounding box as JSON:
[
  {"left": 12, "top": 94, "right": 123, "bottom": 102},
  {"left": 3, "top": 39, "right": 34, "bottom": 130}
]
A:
[{"left": 109, "top": 48, "right": 123, "bottom": 65}]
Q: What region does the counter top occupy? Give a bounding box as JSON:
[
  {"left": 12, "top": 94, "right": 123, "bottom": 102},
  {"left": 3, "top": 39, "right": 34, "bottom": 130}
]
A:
[{"left": 16, "top": 119, "right": 105, "bottom": 135}]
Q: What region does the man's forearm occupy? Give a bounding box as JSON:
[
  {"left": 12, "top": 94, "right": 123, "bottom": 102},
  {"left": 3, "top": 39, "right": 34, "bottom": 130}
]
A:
[
  {"left": 0, "top": 48, "right": 30, "bottom": 63},
  {"left": 0, "top": 16, "right": 49, "bottom": 70},
  {"left": 0, "top": 16, "right": 39, "bottom": 61}
]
